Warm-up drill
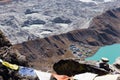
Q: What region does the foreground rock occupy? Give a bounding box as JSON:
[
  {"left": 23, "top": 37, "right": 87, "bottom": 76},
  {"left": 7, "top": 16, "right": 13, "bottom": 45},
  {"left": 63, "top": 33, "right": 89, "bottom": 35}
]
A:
[
  {"left": 0, "top": 30, "right": 29, "bottom": 80},
  {"left": 112, "top": 57, "right": 120, "bottom": 74}
]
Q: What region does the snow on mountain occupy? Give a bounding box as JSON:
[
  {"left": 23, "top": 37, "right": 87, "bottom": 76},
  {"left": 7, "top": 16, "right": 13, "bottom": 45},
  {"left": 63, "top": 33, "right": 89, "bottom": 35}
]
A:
[
  {"left": 79, "top": 0, "right": 95, "bottom": 2},
  {"left": 0, "top": 0, "right": 120, "bottom": 44},
  {"left": 104, "top": 0, "right": 114, "bottom": 2},
  {"left": 79, "top": 0, "right": 114, "bottom": 3}
]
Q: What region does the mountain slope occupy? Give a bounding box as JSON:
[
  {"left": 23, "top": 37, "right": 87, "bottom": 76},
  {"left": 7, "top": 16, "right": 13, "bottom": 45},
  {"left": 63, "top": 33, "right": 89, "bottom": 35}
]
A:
[{"left": 14, "top": 7, "right": 120, "bottom": 70}]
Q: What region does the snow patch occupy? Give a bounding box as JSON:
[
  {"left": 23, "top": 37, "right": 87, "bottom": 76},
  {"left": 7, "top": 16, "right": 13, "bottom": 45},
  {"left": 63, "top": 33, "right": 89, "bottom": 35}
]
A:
[
  {"left": 79, "top": 0, "right": 113, "bottom": 3},
  {"left": 25, "top": 13, "right": 50, "bottom": 21},
  {"left": 79, "top": 0, "right": 97, "bottom": 3},
  {"left": 22, "top": 24, "right": 44, "bottom": 30},
  {"left": 22, "top": 24, "right": 52, "bottom": 38},
  {"left": 56, "top": 23, "right": 69, "bottom": 29},
  {"left": 104, "top": 0, "right": 113, "bottom": 2}
]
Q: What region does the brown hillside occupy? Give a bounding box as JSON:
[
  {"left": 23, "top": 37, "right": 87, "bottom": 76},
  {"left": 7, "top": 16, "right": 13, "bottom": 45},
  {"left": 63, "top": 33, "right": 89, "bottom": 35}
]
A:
[{"left": 14, "top": 7, "right": 120, "bottom": 70}]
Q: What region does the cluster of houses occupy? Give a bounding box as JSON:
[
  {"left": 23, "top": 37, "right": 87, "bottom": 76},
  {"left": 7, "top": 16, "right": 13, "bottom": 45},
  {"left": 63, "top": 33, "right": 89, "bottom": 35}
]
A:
[{"left": 69, "top": 43, "right": 97, "bottom": 58}]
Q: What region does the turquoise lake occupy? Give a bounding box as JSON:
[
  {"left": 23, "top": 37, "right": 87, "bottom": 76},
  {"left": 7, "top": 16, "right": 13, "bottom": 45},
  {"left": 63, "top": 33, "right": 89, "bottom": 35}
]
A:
[{"left": 86, "top": 44, "right": 120, "bottom": 64}]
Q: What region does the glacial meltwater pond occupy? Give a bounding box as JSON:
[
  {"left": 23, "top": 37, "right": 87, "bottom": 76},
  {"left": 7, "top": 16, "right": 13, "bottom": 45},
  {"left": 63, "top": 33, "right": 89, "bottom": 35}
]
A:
[{"left": 86, "top": 44, "right": 120, "bottom": 64}]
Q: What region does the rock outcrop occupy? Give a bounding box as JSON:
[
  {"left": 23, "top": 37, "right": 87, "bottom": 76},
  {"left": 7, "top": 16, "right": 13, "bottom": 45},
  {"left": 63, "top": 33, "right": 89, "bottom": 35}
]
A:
[
  {"left": 113, "top": 57, "right": 120, "bottom": 73},
  {"left": 0, "top": 30, "right": 28, "bottom": 80},
  {"left": 0, "top": 30, "right": 11, "bottom": 48}
]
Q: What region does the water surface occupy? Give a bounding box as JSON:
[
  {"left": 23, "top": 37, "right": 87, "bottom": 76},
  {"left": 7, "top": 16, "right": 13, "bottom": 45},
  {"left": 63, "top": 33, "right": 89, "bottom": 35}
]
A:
[{"left": 86, "top": 44, "right": 120, "bottom": 64}]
